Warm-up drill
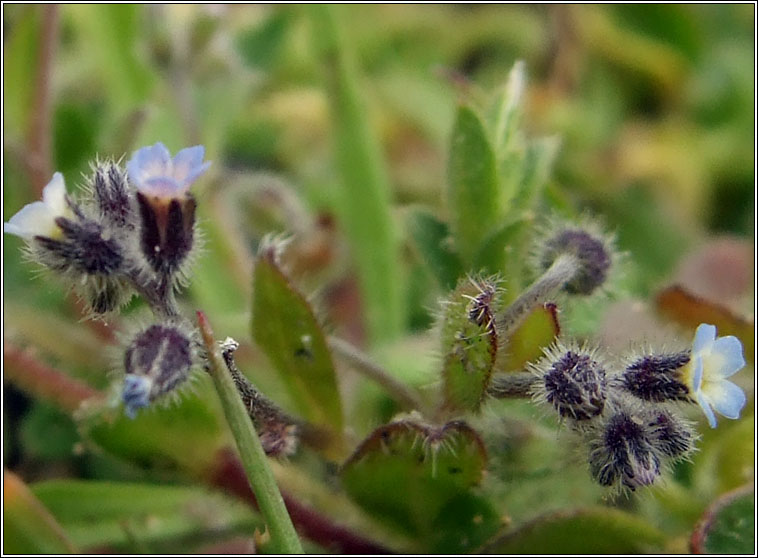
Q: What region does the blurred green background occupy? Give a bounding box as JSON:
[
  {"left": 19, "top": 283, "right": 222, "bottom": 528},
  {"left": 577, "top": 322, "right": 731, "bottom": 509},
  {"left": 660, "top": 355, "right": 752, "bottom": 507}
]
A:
[{"left": 3, "top": 4, "right": 754, "bottom": 554}]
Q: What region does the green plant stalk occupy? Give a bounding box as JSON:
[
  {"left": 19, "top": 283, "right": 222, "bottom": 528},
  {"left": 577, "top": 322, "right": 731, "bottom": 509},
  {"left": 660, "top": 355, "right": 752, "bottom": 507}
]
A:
[
  {"left": 197, "top": 311, "right": 303, "bottom": 554},
  {"left": 309, "top": 4, "right": 403, "bottom": 344}
]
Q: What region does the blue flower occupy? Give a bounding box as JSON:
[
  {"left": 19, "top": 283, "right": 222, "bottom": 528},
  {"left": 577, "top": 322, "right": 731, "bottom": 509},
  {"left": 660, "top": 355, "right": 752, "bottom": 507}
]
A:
[
  {"left": 4, "top": 173, "right": 71, "bottom": 240},
  {"left": 126, "top": 142, "right": 210, "bottom": 199},
  {"left": 682, "top": 324, "right": 746, "bottom": 428}
]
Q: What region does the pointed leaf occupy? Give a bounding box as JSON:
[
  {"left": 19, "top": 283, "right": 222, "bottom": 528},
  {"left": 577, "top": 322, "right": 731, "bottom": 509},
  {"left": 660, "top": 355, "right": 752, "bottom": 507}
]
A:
[
  {"left": 499, "top": 302, "right": 560, "bottom": 372},
  {"left": 32, "top": 480, "right": 260, "bottom": 551},
  {"left": 407, "top": 209, "right": 463, "bottom": 291},
  {"left": 473, "top": 215, "right": 530, "bottom": 285},
  {"left": 448, "top": 104, "right": 500, "bottom": 265},
  {"left": 3, "top": 470, "right": 77, "bottom": 554},
  {"left": 481, "top": 507, "right": 666, "bottom": 554},
  {"left": 77, "top": 386, "right": 224, "bottom": 476},
  {"left": 441, "top": 277, "right": 502, "bottom": 412},
  {"left": 252, "top": 244, "right": 343, "bottom": 432},
  {"left": 691, "top": 484, "right": 754, "bottom": 554},
  {"left": 341, "top": 420, "right": 488, "bottom": 542}
]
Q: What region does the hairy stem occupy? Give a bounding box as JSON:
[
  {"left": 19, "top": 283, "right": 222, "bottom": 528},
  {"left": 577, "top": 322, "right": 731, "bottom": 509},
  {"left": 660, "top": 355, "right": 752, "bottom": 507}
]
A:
[
  {"left": 487, "top": 372, "right": 538, "bottom": 399},
  {"left": 497, "top": 253, "right": 579, "bottom": 339},
  {"left": 197, "top": 311, "right": 303, "bottom": 554}
]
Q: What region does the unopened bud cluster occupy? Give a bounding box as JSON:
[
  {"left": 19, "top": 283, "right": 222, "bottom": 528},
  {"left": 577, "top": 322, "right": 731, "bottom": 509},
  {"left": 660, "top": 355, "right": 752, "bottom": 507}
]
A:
[
  {"left": 482, "top": 220, "right": 747, "bottom": 492},
  {"left": 524, "top": 322, "right": 746, "bottom": 492},
  {"left": 5, "top": 143, "right": 211, "bottom": 416}
]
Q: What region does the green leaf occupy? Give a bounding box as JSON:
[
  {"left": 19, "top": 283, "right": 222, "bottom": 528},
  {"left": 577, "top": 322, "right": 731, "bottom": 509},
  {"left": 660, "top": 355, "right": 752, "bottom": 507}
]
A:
[
  {"left": 691, "top": 485, "right": 754, "bottom": 554},
  {"left": 513, "top": 135, "right": 560, "bottom": 211},
  {"left": 472, "top": 214, "right": 529, "bottom": 280},
  {"left": 3, "top": 470, "right": 77, "bottom": 554},
  {"left": 407, "top": 209, "right": 463, "bottom": 291},
  {"left": 341, "top": 419, "right": 489, "bottom": 547},
  {"left": 429, "top": 492, "right": 501, "bottom": 554},
  {"left": 448, "top": 104, "right": 500, "bottom": 266},
  {"left": 440, "top": 277, "right": 502, "bottom": 412},
  {"left": 21, "top": 402, "right": 79, "bottom": 460},
  {"left": 32, "top": 479, "right": 261, "bottom": 551},
  {"left": 251, "top": 244, "right": 343, "bottom": 433},
  {"left": 498, "top": 302, "right": 560, "bottom": 372},
  {"left": 489, "top": 61, "right": 526, "bottom": 157},
  {"left": 77, "top": 383, "right": 224, "bottom": 476},
  {"left": 481, "top": 507, "right": 666, "bottom": 554},
  {"left": 310, "top": 4, "right": 402, "bottom": 343}
]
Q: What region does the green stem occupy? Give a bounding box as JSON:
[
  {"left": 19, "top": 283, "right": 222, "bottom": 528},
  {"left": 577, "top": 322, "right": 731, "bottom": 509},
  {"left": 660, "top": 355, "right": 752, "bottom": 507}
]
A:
[
  {"left": 197, "top": 311, "right": 303, "bottom": 554},
  {"left": 328, "top": 335, "right": 424, "bottom": 412}
]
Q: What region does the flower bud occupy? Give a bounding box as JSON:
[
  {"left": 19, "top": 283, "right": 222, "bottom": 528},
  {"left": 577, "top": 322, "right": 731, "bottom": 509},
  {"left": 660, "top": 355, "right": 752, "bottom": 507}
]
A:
[
  {"left": 122, "top": 322, "right": 195, "bottom": 417},
  {"left": 588, "top": 407, "right": 661, "bottom": 491},
  {"left": 531, "top": 342, "right": 608, "bottom": 421},
  {"left": 540, "top": 228, "right": 611, "bottom": 295},
  {"left": 92, "top": 163, "right": 135, "bottom": 232},
  {"left": 531, "top": 217, "right": 615, "bottom": 296},
  {"left": 647, "top": 408, "right": 695, "bottom": 459},
  {"left": 136, "top": 192, "right": 197, "bottom": 276},
  {"left": 618, "top": 351, "right": 691, "bottom": 402},
  {"left": 127, "top": 142, "right": 210, "bottom": 278}
]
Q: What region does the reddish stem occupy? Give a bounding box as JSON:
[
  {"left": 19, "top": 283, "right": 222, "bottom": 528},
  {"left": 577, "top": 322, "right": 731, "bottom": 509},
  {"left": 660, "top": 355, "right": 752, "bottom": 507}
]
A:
[
  {"left": 4, "top": 342, "right": 100, "bottom": 413},
  {"left": 209, "top": 447, "right": 392, "bottom": 554}
]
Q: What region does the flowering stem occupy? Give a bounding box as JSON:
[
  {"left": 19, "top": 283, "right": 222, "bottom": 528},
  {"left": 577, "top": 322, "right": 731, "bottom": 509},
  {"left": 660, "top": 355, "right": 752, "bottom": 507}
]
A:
[
  {"left": 328, "top": 335, "right": 424, "bottom": 412},
  {"left": 197, "top": 311, "right": 303, "bottom": 554},
  {"left": 487, "top": 372, "right": 538, "bottom": 399},
  {"left": 497, "top": 253, "right": 579, "bottom": 339}
]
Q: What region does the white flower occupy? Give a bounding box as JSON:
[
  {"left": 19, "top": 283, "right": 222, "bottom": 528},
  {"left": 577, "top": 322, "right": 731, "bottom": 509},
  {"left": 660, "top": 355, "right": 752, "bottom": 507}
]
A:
[
  {"left": 682, "top": 323, "right": 746, "bottom": 428},
  {"left": 3, "top": 173, "right": 70, "bottom": 240},
  {"left": 126, "top": 142, "right": 210, "bottom": 199}
]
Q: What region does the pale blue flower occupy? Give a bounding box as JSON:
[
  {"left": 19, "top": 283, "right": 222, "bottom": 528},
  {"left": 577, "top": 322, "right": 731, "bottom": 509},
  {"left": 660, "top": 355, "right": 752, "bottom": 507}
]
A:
[
  {"left": 682, "top": 323, "right": 746, "bottom": 428},
  {"left": 126, "top": 142, "right": 210, "bottom": 199},
  {"left": 4, "top": 173, "right": 71, "bottom": 240}
]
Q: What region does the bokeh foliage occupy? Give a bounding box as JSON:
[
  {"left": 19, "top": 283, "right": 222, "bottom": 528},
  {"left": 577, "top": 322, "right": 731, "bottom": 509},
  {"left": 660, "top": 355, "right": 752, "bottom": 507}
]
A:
[{"left": 3, "top": 4, "right": 754, "bottom": 554}]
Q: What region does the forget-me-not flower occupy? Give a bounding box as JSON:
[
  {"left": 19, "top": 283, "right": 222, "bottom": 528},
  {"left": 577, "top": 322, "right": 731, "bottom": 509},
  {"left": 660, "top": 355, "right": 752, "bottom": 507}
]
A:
[
  {"left": 127, "top": 142, "right": 211, "bottom": 199},
  {"left": 682, "top": 323, "right": 746, "bottom": 428},
  {"left": 4, "top": 173, "right": 71, "bottom": 240}
]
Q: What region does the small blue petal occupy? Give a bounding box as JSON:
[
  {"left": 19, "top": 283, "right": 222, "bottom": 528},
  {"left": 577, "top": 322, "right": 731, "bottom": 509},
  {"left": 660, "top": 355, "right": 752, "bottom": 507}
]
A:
[
  {"left": 696, "top": 390, "right": 718, "bottom": 428},
  {"left": 173, "top": 145, "right": 206, "bottom": 173},
  {"left": 691, "top": 356, "right": 704, "bottom": 392},
  {"left": 692, "top": 324, "right": 716, "bottom": 354},
  {"left": 180, "top": 161, "right": 211, "bottom": 189},
  {"left": 127, "top": 142, "right": 171, "bottom": 184},
  {"left": 707, "top": 380, "right": 747, "bottom": 420},
  {"left": 712, "top": 336, "right": 746, "bottom": 378}
]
